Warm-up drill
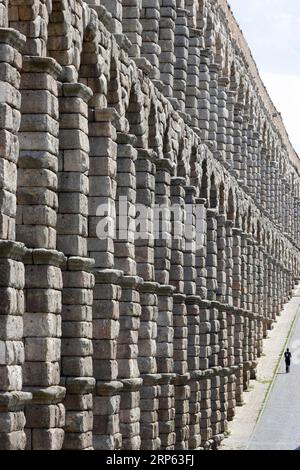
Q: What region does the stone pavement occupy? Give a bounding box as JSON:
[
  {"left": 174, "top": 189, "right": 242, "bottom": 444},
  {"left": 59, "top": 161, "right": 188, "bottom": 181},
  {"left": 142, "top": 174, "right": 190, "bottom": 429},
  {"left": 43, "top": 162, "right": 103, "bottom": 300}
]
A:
[{"left": 221, "top": 287, "right": 300, "bottom": 450}]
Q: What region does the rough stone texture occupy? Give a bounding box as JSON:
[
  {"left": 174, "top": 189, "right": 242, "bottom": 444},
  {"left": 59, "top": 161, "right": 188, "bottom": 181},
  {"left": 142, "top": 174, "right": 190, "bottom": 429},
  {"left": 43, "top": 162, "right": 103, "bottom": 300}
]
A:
[{"left": 0, "top": 0, "right": 300, "bottom": 450}]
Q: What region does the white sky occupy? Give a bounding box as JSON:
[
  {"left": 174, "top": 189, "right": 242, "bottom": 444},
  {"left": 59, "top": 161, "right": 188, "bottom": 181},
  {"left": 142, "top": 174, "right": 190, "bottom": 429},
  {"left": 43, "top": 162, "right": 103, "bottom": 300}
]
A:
[{"left": 229, "top": 0, "right": 300, "bottom": 155}]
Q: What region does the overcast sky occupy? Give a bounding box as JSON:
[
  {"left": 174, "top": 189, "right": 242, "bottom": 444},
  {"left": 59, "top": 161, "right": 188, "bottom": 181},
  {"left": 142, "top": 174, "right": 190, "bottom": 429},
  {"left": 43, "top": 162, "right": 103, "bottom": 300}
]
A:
[{"left": 229, "top": 0, "right": 300, "bottom": 155}]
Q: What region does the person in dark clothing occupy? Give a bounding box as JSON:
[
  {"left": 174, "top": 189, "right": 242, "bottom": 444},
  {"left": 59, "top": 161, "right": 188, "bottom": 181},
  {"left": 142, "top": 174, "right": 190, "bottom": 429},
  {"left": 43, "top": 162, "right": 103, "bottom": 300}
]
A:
[{"left": 284, "top": 348, "right": 292, "bottom": 373}]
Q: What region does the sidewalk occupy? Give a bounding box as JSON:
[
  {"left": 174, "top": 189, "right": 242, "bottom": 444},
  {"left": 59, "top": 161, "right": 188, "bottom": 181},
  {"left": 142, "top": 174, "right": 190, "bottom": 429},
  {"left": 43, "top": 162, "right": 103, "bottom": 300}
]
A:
[{"left": 221, "top": 287, "right": 300, "bottom": 450}]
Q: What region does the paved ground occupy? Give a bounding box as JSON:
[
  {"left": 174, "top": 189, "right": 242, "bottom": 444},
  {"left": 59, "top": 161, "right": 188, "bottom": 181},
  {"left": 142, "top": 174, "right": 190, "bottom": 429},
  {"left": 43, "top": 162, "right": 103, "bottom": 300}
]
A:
[
  {"left": 248, "top": 295, "right": 300, "bottom": 450},
  {"left": 221, "top": 287, "right": 300, "bottom": 450}
]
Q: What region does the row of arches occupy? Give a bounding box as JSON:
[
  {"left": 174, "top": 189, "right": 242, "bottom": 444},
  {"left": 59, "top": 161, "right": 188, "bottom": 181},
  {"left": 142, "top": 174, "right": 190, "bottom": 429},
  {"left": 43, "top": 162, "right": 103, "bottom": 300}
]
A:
[
  {"left": 11, "top": 0, "right": 299, "bottom": 319},
  {"left": 4, "top": 0, "right": 300, "bottom": 204}
]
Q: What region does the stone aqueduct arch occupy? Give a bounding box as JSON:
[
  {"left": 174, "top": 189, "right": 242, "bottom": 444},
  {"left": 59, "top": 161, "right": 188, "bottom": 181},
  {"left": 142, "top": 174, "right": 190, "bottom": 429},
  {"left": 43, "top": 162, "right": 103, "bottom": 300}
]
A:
[{"left": 0, "top": 0, "right": 300, "bottom": 451}]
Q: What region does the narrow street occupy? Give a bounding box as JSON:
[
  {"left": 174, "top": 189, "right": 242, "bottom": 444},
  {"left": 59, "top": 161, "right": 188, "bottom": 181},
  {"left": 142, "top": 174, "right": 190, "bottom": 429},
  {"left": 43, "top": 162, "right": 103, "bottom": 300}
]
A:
[
  {"left": 222, "top": 289, "right": 300, "bottom": 450},
  {"left": 248, "top": 298, "right": 300, "bottom": 450}
]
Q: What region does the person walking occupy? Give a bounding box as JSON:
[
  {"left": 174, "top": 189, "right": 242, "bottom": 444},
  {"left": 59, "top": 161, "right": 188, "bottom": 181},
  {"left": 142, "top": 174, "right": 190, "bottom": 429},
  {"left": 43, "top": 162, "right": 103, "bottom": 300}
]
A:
[{"left": 284, "top": 348, "right": 292, "bottom": 373}]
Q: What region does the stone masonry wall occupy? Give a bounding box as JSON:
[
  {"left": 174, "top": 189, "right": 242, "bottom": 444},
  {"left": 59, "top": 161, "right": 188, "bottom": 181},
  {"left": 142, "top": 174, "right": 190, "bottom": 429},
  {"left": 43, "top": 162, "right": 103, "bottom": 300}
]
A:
[{"left": 0, "top": 0, "right": 300, "bottom": 450}]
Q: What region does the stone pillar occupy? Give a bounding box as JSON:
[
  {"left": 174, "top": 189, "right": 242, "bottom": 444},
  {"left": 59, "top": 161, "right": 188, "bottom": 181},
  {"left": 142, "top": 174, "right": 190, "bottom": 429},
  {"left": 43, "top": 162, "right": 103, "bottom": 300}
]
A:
[
  {"left": 0, "top": 2, "right": 8, "bottom": 28},
  {"left": 227, "top": 312, "right": 236, "bottom": 421},
  {"left": 272, "top": 255, "right": 279, "bottom": 315},
  {"left": 240, "top": 232, "right": 248, "bottom": 311},
  {"left": 56, "top": 82, "right": 95, "bottom": 449},
  {"left": 219, "top": 367, "right": 229, "bottom": 436},
  {"left": 207, "top": 307, "right": 222, "bottom": 444},
  {"left": 241, "top": 232, "right": 250, "bottom": 390},
  {"left": 184, "top": 186, "right": 201, "bottom": 449},
  {"left": 135, "top": 148, "right": 160, "bottom": 450},
  {"left": 0, "top": 28, "right": 22, "bottom": 241},
  {"left": 265, "top": 158, "right": 272, "bottom": 215},
  {"left": 173, "top": 8, "right": 189, "bottom": 112},
  {"left": 101, "top": 0, "right": 122, "bottom": 33},
  {"left": 0, "top": 28, "right": 30, "bottom": 450},
  {"left": 216, "top": 77, "right": 229, "bottom": 165},
  {"left": 264, "top": 250, "right": 272, "bottom": 331},
  {"left": 183, "top": 186, "right": 197, "bottom": 297},
  {"left": 216, "top": 214, "right": 227, "bottom": 304},
  {"left": 154, "top": 158, "right": 174, "bottom": 285},
  {"left": 173, "top": 293, "right": 189, "bottom": 450},
  {"left": 185, "top": 29, "right": 201, "bottom": 127},
  {"left": 135, "top": 148, "right": 156, "bottom": 282},
  {"left": 255, "top": 139, "right": 262, "bottom": 208},
  {"left": 122, "top": 0, "right": 142, "bottom": 58},
  {"left": 153, "top": 155, "right": 176, "bottom": 450},
  {"left": 198, "top": 310, "right": 212, "bottom": 445},
  {"left": 198, "top": 50, "right": 210, "bottom": 142},
  {"left": 224, "top": 221, "right": 235, "bottom": 421},
  {"left": 170, "top": 177, "right": 185, "bottom": 293},
  {"left": 233, "top": 102, "right": 243, "bottom": 179},
  {"left": 88, "top": 107, "right": 118, "bottom": 271},
  {"left": 225, "top": 90, "right": 235, "bottom": 169},
  {"left": 17, "top": 55, "right": 61, "bottom": 249},
  {"left": 140, "top": 0, "right": 161, "bottom": 79},
  {"left": 240, "top": 113, "right": 249, "bottom": 187},
  {"left": 22, "top": 249, "right": 66, "bottom": 450},
  {"left": 0, "top": 242, "right": 30, "bottom": 450},
  {"left": 208, "top": 305, "right": 219, "bottom": 369},
  {"left": 247, "top": 236, "right": 257, "bottom": 378},
  {"left": 260, "top": 247, "right": 268, "bottom": 337},
  {"left": 268, "top": 254, "right": 276, "bottom": 322},
  {"left": 252, "top": 130, "right": 259, "bottom": 200},
  {"left": 232, "top": 228, "right": 243, "bottom": 406},
  {"left": 195, "top": 198, "right": 208, "bottom": 299},
  {"left": 295, "top": 202, "right": 299, "bottom": 246},
  {"left": 246, "top": 124, "right": 254, "bottom": 194},
  {"left": 114, "top": 131, "right": 144, "bottom": 450},
  {"left": 278, "top": 178, "right": 283, "bottom": 229},
  {"left": 274, "top": 260, "right": 280, "bottom": 317},
  {"left": 92, "top": 269, "right": 123, "bottom": 451},
  {"left": 57, "top": 84, "right": 91, "bottom": 258},
  {"left": 252, "top": 241, "right": 262, "bottom": 361},
  {"left": 232, "top": 228, "right": 242, "bottom": 309},
  {"left": 8, "top": 0, "right": 49, "bottom": 56},
  {"left": 168, "top": 176, "right": 190, "bottom": 448},
  {"left": 208, "top": 64, "right": 218, "bottom": 153},
  {"left": 216, "top": 304, "right": 229, "bottom": 436},
  {"left": 158, "top": 0, "right": 176, "bottom": 98},
  {"left": 284, "top": 181, "right": 289, "bottom": 233},
  {"left": 138, "top": 281, "right": 160, "bottom": 450},
  {"left": 269, "top": 161, "right": 277, "bottom": 221},
  {"left": 117, "top": 275, "right": 143, "bottom": 450},
  {"left": 280, "top": 259, "right": 285, "bottom": 309},
  {"left": 257, "top": 243, "right": 264, "bottom": 338},
  {"left": 87, "top": 105, "right": 122, "bottom": 450},
  {"left": 206, "top": 208, "right": 218, "bottom": 301},
  {"left": 210, "top": 369, "right": 222, "bottom": 441},
  {"left": 186, "top": 296, "right": 202, "bottom": 450},
  {"left": 16, "top": 55, "right": 66, "bottom": 450},
  {"left": 115, "top": 132, "right": 137, "bottom": 276},
  {"left": 156, "top": 285, "right": 176, "bottom": 450},
  {"left": 225, "top": 220, "right": 233, "bottom": 306},
  {"left": 260, "top": 151, "right": 267, "bottom": 211},
  {"left": 60, "top": 258, "right": 95, "bottom": 450}
]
